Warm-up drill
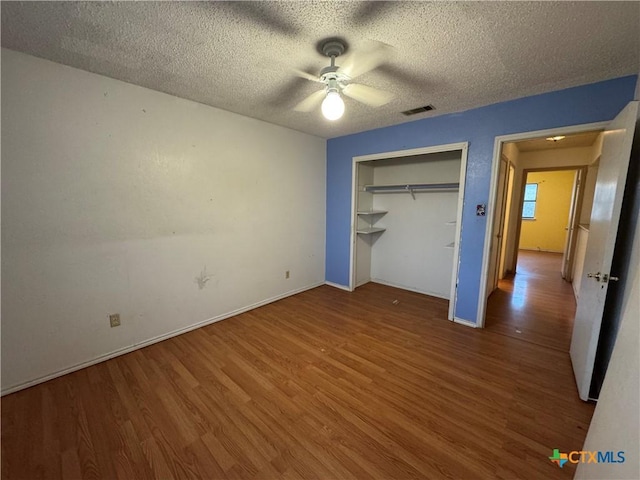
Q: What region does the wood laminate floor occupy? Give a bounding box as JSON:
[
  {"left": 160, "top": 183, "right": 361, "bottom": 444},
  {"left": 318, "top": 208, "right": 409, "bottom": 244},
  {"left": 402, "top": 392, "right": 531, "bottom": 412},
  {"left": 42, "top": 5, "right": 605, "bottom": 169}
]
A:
[
  {"left": 485, "top": 250, "right": 577, "bottom": 352},
  {"left": 2, "top": 281, "right": 593, "bottom": 479}
]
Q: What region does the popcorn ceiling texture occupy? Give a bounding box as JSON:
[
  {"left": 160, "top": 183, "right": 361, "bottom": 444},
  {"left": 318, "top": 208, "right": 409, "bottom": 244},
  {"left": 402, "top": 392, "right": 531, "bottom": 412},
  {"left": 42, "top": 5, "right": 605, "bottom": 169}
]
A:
[{"left": 2, "top": 1, "right": 639, "bottom": 138}]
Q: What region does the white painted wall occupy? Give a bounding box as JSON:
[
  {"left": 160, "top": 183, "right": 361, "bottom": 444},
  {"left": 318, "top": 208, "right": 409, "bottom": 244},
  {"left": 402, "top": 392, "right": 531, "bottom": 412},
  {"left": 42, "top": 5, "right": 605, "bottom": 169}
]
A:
[
  {"left": 369, "top": 153, "right": 461, "bottom": 299},
  {"left": 1, "top": 49, "right": 326, "bottom": 393},
  {"left": 575, "top": 218, "right": 640, "bottom": 480}
]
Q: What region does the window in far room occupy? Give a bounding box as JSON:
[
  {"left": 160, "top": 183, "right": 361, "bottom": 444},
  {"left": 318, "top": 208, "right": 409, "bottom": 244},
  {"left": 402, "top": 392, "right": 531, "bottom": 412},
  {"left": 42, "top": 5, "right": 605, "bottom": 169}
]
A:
[{"left": 522, "top": 183, "right": 538, "bottom": 219}]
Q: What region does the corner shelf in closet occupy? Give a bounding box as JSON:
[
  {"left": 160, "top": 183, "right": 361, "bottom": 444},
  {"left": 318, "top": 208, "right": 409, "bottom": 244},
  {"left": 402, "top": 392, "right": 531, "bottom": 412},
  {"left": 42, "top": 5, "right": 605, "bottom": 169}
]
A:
[
  {"left": 356, "top": 227, "right": 386, "bottom": 235},
  {"left": 356, "top": 209, "right": 387, "bottom": 235},
  {"left": 357, "top": 209, "right": 388, "bottom": 216}
]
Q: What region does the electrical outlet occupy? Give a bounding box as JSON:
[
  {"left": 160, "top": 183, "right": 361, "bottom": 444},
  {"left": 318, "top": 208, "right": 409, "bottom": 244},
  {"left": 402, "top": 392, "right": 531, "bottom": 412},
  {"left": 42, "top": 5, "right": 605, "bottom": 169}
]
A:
[
  {"left": 109, "top": 313, "right": 121, "bottom": 328},
  {"left": 285, "top": 270, "right": 290, "bottom": 279}
]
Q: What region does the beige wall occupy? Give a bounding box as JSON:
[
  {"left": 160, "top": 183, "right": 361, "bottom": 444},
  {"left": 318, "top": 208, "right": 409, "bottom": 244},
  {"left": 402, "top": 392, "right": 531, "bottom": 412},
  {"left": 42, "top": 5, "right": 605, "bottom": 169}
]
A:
[
  {"left": 519, "top": 145, "right": 594, "bottom": 170},
  {"left": 502, "top": 142, "right": 520, "bottom": 166}
]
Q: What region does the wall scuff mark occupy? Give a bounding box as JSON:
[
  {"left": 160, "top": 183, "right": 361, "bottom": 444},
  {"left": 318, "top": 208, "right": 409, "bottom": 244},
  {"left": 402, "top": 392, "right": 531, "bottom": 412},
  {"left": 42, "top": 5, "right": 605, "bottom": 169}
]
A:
[{"left": 195, "top": 266, "right": 212, "bottom": 290}]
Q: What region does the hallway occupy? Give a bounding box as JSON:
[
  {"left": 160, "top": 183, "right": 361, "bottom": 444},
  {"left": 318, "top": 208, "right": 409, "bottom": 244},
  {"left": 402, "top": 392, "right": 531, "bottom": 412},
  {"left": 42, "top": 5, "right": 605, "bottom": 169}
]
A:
[{"left": 485, "top": 250, "right": 577, "bottom": 351}]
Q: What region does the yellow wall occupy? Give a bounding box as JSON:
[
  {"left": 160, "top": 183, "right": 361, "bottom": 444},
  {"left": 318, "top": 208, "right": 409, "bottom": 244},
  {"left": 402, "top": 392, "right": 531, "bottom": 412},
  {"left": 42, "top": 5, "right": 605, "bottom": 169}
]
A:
[{"left": 519, "top": 170, "right": 576, "bottom": 252}]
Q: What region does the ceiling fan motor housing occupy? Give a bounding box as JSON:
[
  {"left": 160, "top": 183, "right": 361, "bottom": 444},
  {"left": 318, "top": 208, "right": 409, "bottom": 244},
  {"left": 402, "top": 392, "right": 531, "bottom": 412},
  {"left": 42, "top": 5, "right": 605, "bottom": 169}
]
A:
[
  {"left": 321, "top": 40, "right": 346, "bottom": 58},
  {"left": 320, "top": 40, "right": 349, "bottom": 92}
]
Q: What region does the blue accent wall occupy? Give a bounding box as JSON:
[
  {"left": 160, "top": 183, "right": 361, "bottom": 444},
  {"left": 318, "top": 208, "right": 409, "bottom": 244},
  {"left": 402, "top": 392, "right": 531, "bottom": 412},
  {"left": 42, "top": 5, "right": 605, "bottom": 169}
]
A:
[{"left": 325, "top": 75, "right": 638, "bottom": 323}]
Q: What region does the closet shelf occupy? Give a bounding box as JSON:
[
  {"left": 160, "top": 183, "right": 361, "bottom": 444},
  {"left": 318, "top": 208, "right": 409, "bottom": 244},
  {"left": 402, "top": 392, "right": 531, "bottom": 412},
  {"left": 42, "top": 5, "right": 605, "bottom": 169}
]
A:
[
  {"left": 364, "top": 182, "right": 459, "bottom": 193},
  {"left": 445, "top": 220, "right": 457, "bottom": 225},
  {"left": 357, "top": 209, "right": 388, "bottom": 216},
  {"left": 356, "top": 227, "right": 386, "bottom": 235}
]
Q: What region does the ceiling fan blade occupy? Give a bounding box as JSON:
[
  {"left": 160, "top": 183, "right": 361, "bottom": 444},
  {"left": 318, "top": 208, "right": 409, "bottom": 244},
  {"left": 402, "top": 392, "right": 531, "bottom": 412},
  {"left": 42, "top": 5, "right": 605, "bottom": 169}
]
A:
[
  {"left": 338, "top": 41, "right": 395, "bottom": 79},
  {"left": 352, "top": 2, "right": 397, "bottom": 25},
  {"left": 342, "top": 83, "right": 394, "bottom": 107},
  {"left": 291, "top": 68, "right": 322, "bottom": 83},
  {"left": 293, "top": 89, "right": 326, "bottom": 112},
  {"left": 376, "top": 64, "right": 434, "bottom": 90},
  {"left": 222, "top": 2, "right": 300, "bottom": 36}
]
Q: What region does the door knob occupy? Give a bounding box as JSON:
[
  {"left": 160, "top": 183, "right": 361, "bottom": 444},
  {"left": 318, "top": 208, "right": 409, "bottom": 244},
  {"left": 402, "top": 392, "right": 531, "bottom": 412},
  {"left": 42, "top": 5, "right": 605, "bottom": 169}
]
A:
[
  {"left": 588, "top": 272, "right": 621, "bottom": 283},
  {"left": 587, "top": 272, "right": 602, "bottom": 281}
]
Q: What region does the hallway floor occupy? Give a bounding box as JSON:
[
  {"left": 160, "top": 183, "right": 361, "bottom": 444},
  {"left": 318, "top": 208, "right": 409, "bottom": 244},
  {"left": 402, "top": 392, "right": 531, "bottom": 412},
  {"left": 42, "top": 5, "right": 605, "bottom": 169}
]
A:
[{"left": 485, "top": 250, "right": 577, "bottom": 352}]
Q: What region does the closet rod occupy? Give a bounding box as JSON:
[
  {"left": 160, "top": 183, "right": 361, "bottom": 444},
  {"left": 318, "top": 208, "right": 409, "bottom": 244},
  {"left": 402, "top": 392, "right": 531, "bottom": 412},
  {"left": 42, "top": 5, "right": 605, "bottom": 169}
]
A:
[{"left": 363, "top": 182, "right": 459, "bottom": 193}]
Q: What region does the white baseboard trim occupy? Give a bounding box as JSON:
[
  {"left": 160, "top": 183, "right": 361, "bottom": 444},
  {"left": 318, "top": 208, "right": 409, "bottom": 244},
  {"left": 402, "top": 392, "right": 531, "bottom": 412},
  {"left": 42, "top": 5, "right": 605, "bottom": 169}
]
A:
[
  {"left": 1, "top": 281, "right": 324, "bottom": 396},
  {"left": 324, "top": 281, "right": 352, "bottom": 291},
  {"left": 370, "top": 279, "right": 450, "bottom": 301},
  {"left": 453, "top": 317, "right": 478, "bottom": 328}
]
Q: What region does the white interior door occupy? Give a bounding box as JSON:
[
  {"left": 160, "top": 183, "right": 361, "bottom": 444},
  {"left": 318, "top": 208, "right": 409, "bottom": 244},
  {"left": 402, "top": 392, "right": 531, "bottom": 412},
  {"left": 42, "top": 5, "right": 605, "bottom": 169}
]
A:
[
  {"left": 570, "top": 101, "right": 638, "bottom": 401},
  {"left": 561, "top": 169, "right": 582, "bottom": 280},
  {"left": 486, "top": 156, "right": 509, "bottom": 297},
  {"left": 499, "top": 164, "right": 515, "bottom": 279}
]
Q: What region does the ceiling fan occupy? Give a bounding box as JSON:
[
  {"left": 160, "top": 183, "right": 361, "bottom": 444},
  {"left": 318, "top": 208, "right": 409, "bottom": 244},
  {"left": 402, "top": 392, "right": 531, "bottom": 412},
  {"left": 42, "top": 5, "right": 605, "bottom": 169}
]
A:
[{"left": 292, "top": 38, "right": 395, "bottom": 121}]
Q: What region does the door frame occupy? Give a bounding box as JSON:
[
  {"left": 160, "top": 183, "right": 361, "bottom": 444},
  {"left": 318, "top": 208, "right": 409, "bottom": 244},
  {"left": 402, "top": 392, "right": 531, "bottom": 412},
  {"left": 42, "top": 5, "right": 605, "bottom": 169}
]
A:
[
  {"left": 498, "top": 162, "right": 516, "bottom": 279},
  {"left": 486, "top": 154, "right": 511, "bottom": 298},
  {"left": 349, "top": 142, "right": 469, "bottom": 321},
  {"left": 561, "top": 167, "right": 587, "bottom": 280},
  {"left": 476, "top": 121, "right": 609, "bottom": 327}
]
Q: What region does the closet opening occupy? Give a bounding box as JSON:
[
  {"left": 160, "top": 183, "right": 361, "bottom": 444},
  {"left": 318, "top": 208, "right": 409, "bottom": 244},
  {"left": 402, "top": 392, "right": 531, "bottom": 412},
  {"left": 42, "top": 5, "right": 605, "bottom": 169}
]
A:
[{"left": 349, "top": 143, "right": 468, "bottom": 321}]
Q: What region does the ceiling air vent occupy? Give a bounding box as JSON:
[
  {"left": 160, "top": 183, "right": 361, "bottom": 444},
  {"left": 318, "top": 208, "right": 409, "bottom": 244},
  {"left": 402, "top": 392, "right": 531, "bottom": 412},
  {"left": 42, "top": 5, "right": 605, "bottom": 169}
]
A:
[{"left": 401, "top": 104, "right": 435, "bottom": 116}]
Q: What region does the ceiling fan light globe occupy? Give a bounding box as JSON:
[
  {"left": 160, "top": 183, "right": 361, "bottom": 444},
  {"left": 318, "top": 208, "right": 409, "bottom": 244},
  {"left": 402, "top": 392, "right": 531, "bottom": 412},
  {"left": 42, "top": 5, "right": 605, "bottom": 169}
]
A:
[{"left": 321, "top": 91, "right": 345, "bottom": 120}]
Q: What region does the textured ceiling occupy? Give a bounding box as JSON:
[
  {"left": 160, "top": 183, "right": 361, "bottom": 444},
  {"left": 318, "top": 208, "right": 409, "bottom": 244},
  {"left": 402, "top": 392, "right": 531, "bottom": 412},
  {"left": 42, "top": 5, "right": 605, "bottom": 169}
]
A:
[{"left": 2, "top": 1, "right": 639, "bottom": 139}]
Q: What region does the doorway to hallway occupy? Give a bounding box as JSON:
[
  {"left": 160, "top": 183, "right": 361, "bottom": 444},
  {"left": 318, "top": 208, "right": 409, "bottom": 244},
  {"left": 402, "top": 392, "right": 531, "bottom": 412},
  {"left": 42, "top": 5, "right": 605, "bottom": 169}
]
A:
[
  {"left": 480, "top": 102, "right": 637, "bottom": 400},
  {"left": 485, "top": 250, "right": 575, "bottom": 351},
  {"left": 481, "top": 128, "right": 605, "bottom": 353}
]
